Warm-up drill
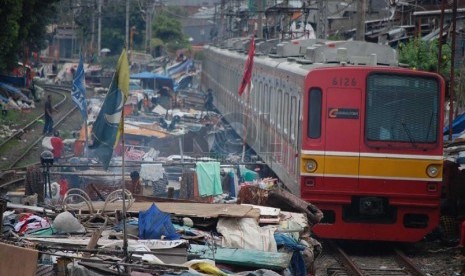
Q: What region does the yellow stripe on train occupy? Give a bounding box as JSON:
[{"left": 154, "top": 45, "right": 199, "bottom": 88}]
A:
[{"left": 300, "top": 153, "right": 442, "bottom": 180}]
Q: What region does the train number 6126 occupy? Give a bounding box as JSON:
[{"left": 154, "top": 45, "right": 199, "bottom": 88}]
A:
[{"left": 332, "top": 77, "right": 357, "bottom": 87}]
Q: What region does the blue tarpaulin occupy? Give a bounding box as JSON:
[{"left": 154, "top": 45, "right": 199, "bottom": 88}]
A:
[
  {"left": 0, "top": 75, "right": 26, "bottom": 87},
  {"left": 130, "top": 72, "right": 174, "bottom": 90},
  {"left": 444, "top": 113, "right": 465, "bottom": 140},
  {"left": 167, "top": 59, "right": 193, "bottom": 76},
  {"left": 274, "top": 233, "right": 307, "bottom": 276},
  {"left": 0, "top": 95, "right": 8, "bottom": 103},
  {"left": 138, "top": 203, "right": 180, "bottom": 240},
  {"left": 0, "top": 82, "right": 28, "bottom": 100}
]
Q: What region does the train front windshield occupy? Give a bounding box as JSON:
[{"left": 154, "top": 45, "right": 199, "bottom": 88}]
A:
[{"left": 365, "top": 73, "right": 440, "bottom": 146}]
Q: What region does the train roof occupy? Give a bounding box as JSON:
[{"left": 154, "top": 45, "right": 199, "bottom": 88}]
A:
[{"left": 205, "top": 37, "right": 399, "bottom": 76}]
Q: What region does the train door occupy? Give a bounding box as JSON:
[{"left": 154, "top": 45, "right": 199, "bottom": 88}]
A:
[{"left": 324, "top": 88, "right": 362, "bottom": 190}]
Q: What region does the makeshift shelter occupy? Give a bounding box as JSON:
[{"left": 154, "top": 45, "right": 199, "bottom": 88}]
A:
[
  {"left": 444, "top": 112, "right": 465, "bottom": 141},
  {"left": 130, "top": 72, "right": 174, "bottom": 91},
  {"left": 0, "top": 82, "right": 29, "bottom": 100}
]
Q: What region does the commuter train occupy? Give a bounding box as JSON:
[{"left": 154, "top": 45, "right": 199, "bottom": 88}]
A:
[{"left": 201, "top": 38, "right": 445, "bottom": 242}]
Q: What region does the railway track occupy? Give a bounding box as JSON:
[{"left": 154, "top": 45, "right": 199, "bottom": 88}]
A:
[
  {"left": 0, "top": 85, "right": 79, "bottom": 170},
  {"left": 317, "top": 240, "right": 426, "bottom": 276}
]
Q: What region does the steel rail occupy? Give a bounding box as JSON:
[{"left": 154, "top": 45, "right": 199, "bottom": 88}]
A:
[
  {"left": 327, "top": 240, "right": 427, "bottom": 276},
  {"left": 6, "top": 86, "right": 77, "bottom": 170},
  {"left": 0, "top": 86, "right": 68, "bottom": 149},
  {"left": 328, "top": 240, "right": 366, "bottom": 276},
  {"left": 394, "top": 249, "right": 426, "bottom": 276}
]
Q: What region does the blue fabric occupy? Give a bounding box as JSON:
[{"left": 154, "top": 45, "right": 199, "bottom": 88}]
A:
[
  {"left": 274, "top": 233, "right": 306, "bottom": 276},
  {"left": 130, "top": 72, "right": 174, "bottom": 90},
  {"left": 0, "top": 94, "right": 8, "bottom": 103},
  {"left": 138, "top": 203, "right": 180, "bottom": 240},
  {"left": 228, "top": 171, "right": 236, "bottom": 197},
  {"left": 43, "top": 116, "right": 54, "bottom": 135},
  {"left": 168, "top": 59, "right": 193, "bottom": 76},
  {"left": 72, "top": 56, "right": 88, "bottom": 120},
  {"left": 0, "top": 75, "right": 26, "bottom": 87},
  {"left": 0, "top": 82, "right": 28, "bottom": 100},
  {"left": 444, "top": 112, "right": 465, "bottom": 135}
]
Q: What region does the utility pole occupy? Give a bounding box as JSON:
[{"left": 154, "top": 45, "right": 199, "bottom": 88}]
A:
[
  {"left": 126, "top": 0, "right": 130, "bottom": 50},
  {"left": 98, "top": 0, "right": 102, "bottom": 56},
  {"left": 91, "top": 5, "right": 95, "bottom": 56},
  {"left": 220, "top": 0, "right": 225, "bottom": 40},
  {"left": 148, "top": 0, "right": 155, "bottom": 54},
  {"left": 356, "top": 0, "right": 366, "bottom": 41},
  {"left": 316, "top": 0, "right": 327, "bottom": 39},
  {"left": 448, "top": 0, "right": 458, "bottom": 141},
  {"left": 257, "top": 0, "right": 263, "bottom": 39}
]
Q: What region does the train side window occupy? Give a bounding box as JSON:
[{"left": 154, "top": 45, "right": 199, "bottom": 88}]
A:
[
  {"left": 282, "top": 92, "right": 291, "bottom": 134},
  {"left": 308, "top": 88, "right": 322, "bottom": 138},
  {"left": 270, "top": 86, "right": 275, "bottom": 125},
  {"left": 265, "top": 84, "right": 270, "bottom": 119},
  {"left": 277, "top": 89, "right": 283, "bottom": 129},
  {"left": 291, "top": 96, "right": 297, "bottom": 140}
]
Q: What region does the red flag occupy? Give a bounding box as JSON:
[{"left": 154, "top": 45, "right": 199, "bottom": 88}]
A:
[{"left": 238, "top": 36, "right": 255, "bottom": 96}]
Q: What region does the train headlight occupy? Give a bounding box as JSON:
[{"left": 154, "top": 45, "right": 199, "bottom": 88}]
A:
[
  {"left": 426, "top": 164, "right": 440, "bottom": 178},
  {"left": 305, "top": 159, "right": 317, "bottom": 172}
]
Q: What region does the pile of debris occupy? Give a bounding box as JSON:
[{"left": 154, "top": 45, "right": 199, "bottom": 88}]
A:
[{"left": 1, "top": 180, "right": 323, "bottom": 275}]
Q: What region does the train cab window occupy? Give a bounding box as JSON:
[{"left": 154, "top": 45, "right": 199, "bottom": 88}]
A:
[
  {"left": 308, "top": 88, "right": 322, "bottom": 138},
  {"left": 365, "top": 74, "right": 439, "bottom": 146}
]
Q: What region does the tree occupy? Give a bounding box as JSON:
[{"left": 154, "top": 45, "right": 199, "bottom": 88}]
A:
[
  {"left": 0, "top": 0, "right": 60, "bottom": 71},
  {"left": 0, "top": 0, "right": 22, "bottom": 71},
  {"left": 99, "top": 1, "right": 145, "bottom": 55},
  {"left": 398, "top": 38, "right": 451, "bottom": 77},
  {"left": 152, "top": 7, "right": 190, "bottom": 54}
]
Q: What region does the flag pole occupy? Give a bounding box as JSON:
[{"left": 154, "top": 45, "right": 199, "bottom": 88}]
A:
[
  {"left": 120, "top": 80, "right": 128, "bottom": 262},
  {"left": 239, "top": 34, "right": 255, "bottom": 162},
  {"left": 84, "top": 119, "right": 89, "bottom": 156},
  {"left": 241, "top": 84, "right": 251, "bottom": 163}
]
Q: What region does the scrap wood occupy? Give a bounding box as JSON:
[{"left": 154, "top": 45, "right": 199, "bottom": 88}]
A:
[
  {"left": 258, "top": 217, "right": 281, "bottom": 224},
  {"left": 67, "top": 201, "right": 260, "bottom": 220},
  {"left": 84, "top": 217, "right": 108, "bottom": 257},
  {"left": 267, "top": 189, "right": 323, "bottom": 226},
  {"left": 77, "top": 259, "right": 189, "bottom": 274},
  {"left": 0, "top": 242, "right": 39, "bottom": 276},
  {"left": 25, "top": 237, "right": 189, "bottom": 250}
]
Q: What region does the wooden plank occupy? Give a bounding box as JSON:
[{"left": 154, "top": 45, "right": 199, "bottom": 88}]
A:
[
  {"left": 242, "top": 204, "right": 281, "bottom": 216},
  {"left": 0, "top": 242, "right": 38, "bottom": 276},
  {"left": 189, "top": 244, "right": 292, "bottom": 270},
  {"left": 67, "top": 201, "right": 260, "bottom": 219}
]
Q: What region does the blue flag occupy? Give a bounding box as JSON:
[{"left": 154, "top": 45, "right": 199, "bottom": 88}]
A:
[
  {"left": 72, "top": 56, "right": 87, "bottom": 120},
  {"left": 89, "top": 49, "right": 129, "bottom": 170}
]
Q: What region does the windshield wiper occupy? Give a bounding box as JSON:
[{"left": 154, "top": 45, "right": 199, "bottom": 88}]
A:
[{"left": 402, "top": 122, "right": 417, "bottom": 148}]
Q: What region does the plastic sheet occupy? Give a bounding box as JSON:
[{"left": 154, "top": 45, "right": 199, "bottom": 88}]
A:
[{"left": 138, "top": 203, "right": 180, "bottom": 240}]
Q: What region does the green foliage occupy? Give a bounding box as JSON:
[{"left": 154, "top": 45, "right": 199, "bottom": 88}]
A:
[
  {"left": 152, "top": 9, "right": 190, "bottom": 54},
  {"left": 99, "top": 1, "right": 145, "bottom": 55},
  {"left": 398, "top": 38, "right": 451, "bottom": 76},
  {"left": 0, "top": 0, "right": 59, "bottom": 71},
  {"left": 327, "top": 32, "right": 345, "bottom": 41},
  {"left": 100, "top": 55, "right": 120, "bottom": 70},
  {"left": 194, "top": 50, "right": 206, "bottom": 61},
  {"left": 0, "top": 0, "right": 24, "bottom": 71}
]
